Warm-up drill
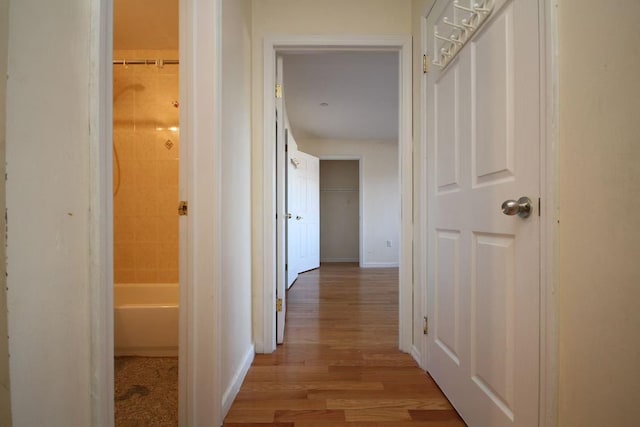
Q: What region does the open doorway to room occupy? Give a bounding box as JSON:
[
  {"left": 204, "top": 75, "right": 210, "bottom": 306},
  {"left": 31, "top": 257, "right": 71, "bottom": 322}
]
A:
[
  {"left": 112, "top": 0, "right": 180, "bottom": 424},
  {"left": 268, "top": 45, "right": 410, "bottom": 352}
]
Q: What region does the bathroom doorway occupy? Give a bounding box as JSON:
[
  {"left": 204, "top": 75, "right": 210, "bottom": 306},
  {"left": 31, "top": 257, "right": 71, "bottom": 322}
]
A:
[{"left": 112, "top": 0, "right": 180, "bottom": 424}]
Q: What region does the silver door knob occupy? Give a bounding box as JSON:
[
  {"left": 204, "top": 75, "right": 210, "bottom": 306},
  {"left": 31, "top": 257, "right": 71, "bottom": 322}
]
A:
[
  {"left": 501, "top": 197, "right": 532, "bottom": 218},
  {"left": 296, "top": 215, "right": 303, "bottom": 220},
  {"left": 286, "top": 213, "right": 292, "bottom": 219}
]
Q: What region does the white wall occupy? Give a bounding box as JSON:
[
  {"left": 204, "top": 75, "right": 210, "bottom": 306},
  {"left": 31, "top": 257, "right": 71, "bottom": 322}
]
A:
[
  {"left": 558, "top": 0, "right": 640, "bottom": 425},
  {"left": 220, "top": 0, "right": 254, "bottom": 414},
  {"left": 300, "top": 140, "right": 399, "bottom": 267},
  {"left": 250, "top": 0, "right": 412, "bottom": 351},
  {"left": 320, "top": 160, "right": 359, "bottom": 262},
  {"left": 5, "top": 0, "right": 93, "bottom": 424},
  {"left": 0, "top": 0, "right": 11, "bottom": 423}
]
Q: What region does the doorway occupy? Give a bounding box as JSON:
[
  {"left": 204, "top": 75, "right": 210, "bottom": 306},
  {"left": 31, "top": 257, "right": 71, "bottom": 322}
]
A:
[
  {"left": 259, "top": 36, "right": 414, "bottom": 355},
  {"left": 112, "top": 0, "right": 180, "bottom": 423},
  {"left": 319, "top": 160, "right": 360, "bottom": 264}
]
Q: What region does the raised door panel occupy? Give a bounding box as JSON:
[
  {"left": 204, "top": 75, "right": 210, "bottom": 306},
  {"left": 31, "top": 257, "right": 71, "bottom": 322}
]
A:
[
  {"left": 435, "top": 63, "right": 460, "bottom": 193},
  {"left": 472, "top": 8, "right": 515, "bottom": 187},
  {"left": 426, "top": 0, "right": 540, "bottom": 426},
  {"left": 471, "top": 232, "right": 516, "bottom": 420},
  {"left": 434, "top": 230, "right": 461, "bottom": 366}
]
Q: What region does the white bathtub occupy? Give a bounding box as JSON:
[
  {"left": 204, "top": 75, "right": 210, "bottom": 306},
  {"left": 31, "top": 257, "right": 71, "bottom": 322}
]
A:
[{"left": 114, "top": 283, "right": 179, "bottom": 357}]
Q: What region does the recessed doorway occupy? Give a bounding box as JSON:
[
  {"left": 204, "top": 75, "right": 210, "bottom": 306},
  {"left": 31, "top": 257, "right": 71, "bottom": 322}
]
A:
[
  {"left": 112, "top": 0, "right": 180, "bottom": 423},
  {"left": 319, "top": 160, "right": 360, "bottom": 264}
]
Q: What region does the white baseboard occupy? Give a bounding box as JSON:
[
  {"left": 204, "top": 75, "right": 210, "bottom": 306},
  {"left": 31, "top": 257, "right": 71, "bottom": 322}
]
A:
[
  {"left": 221, "top": 344, "right": 255, "bottom": 417},
  {"left": 320, "top": 258, "right": 359, "bottom": 263},
  {"left": 360, "top": 262, "right": 400, "bottom": 268},
  {"left": 411, "top": 344, "right": 423, "bottom": 369}
]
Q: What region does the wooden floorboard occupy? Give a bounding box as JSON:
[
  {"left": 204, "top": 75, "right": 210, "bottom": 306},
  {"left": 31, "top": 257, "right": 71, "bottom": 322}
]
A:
[{"left": 223, "top": 263, "right": 465, "bottom": 426}]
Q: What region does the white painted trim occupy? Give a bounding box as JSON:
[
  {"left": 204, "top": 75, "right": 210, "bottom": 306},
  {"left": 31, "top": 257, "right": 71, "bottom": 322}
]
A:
[
  {"left": 178, "top": 0, "right": 191, "bottom": 423},
  {"left": 262, "top": 37, "right": 278, "bottom": 354},
  {"left": 411, "top": 344, "right": 422, "bottom": 366},
  {"left": 182, "top": 0, "right": 223, "bottom": 424},
  {"left": 260, "top": 35, "right": 413, "bottom": 354},
  {"left": 417, "top": 7, "right": 431, "bottom": 372},
  {"left": 397, "top": 34, "right": 413, "bottom": 354},
  {"left": 221, "top": 344, "right": 255, "bottom": 417},
  {"left": 360, "top": 262, "right": 400, "bottom": 268},
  {"left": 89, "top": 0, "right": 114, "bottom": 425},
  {"left": 539, "top": 0, "right": 559, "bottom": 425},
  {"left": 321, "top": 258, "right": 360, "bottom": 263}
]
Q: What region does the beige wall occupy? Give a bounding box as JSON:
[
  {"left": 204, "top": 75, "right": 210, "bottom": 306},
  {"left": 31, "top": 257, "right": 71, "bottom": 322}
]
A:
[
  {"left": 113, "top": 49, "right": 180, "bottom": 284},
  {"left": 299, "top": 139, "right": 400, "bottom": 267},
  {"left": 558, "top": 0, "right": 640, "bottom": 425},
  {"left": 5, "top": 0, "right": 93, "bottom": 424},
  {"left": 0, "top": 0, "right": 10, "bottom": 423},
  {"left": 250, "top": 0, "right": 412, "bottom": 350},
  {"left": 319, "top": 160, "right": 359, "bottom": 262},
  {"left": 220, "top": 0, "right": 254, "bottom": 410}
]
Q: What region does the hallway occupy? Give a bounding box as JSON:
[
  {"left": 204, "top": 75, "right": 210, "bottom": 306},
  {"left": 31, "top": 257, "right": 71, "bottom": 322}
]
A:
[{"left": 224, "top": 263, "right": 464, "bottom": 426}]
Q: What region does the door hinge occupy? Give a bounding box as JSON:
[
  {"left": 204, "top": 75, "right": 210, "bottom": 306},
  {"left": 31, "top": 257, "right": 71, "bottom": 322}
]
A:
[
  {"left": 178, "top": 201, "right": 188, "bottom": 216},
  {"left": 423, "top": 316, "right": 429, "bottom": 335},
  {"left": 423, "top": 54, "right": 429, "bottom": 74},
  {"left": 276, "top": 298, "right": 283, "bottom": 312},
  {"left": 275, "top": 83, "right": 283, "bottom": 99}
]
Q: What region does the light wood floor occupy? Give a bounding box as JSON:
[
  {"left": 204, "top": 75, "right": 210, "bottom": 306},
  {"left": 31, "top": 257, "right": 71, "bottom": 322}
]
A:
[{"left": 224, "top": 263, "right": 465, "bottom": 426}]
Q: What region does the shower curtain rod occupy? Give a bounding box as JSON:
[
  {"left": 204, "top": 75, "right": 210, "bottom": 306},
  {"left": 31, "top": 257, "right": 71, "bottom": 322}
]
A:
[{"left": 112, "top": 59, "right": 179, "bottom": 66}]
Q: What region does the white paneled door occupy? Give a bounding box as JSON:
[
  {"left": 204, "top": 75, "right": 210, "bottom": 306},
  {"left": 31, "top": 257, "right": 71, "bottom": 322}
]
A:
[
  {"left": 296, "top": 151, "right": 320, "bottom": 273},
  {"left": 286, "top": 130, "right": 301, "bottom": 288},
  {"left": 426, "top": 0, "right": 541, "bottom": 426},
  {"left": 287, "top": 141, "right": 319, "bottom": 285}
]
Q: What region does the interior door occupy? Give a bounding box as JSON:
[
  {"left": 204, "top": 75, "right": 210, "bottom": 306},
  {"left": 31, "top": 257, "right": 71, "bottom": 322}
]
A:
[
  {"left": 296, "top": 151, "right": 320, "bottom": 273},
  {"left": 286, "top": 129, "right": 301, "bottom": 288},
  {"left": 425, "top": 0, "right": 540, "bottom": 425},
  {"left": 276, "top": 55, "right": 287, "bottom": 344}
]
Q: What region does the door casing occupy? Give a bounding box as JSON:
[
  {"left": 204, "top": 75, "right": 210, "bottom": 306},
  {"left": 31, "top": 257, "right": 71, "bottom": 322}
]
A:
[
  {"left": 90, "top": 0, "right": 223, "bottom": 425},
  {"left": 416, "top": 0, "right": 559, "bottom": 425},
  {"left": 258, "top": 35, "right": 414, "bottom": 354}
]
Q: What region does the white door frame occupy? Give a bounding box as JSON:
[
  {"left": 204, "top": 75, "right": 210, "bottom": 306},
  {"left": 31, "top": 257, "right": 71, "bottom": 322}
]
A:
[
  {"left": 317, "top": 155, "right": 364, "bottom": 266},
  {"left": 90, "top": 0, "right": 223, "bottom": 425},
  {"left": 260, "top": 35, "right": 413, "bottom": 354},
  {"left": 417, "top": 0, "right": 559, "bottom": 425}
]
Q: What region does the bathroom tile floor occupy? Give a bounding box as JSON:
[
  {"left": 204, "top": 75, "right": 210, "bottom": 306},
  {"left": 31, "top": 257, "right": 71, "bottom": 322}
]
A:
[{"left": 115, "top": 356, "right": 179, "bottom": 426}]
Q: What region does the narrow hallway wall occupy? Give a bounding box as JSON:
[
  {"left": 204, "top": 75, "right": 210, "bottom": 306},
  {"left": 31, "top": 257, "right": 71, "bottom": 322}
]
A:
[
  {"left": 5, "top": 0, "right": 93, "bottom": 424},
  {"left": 221, "top": 0, "right": 254, "bottom": 413},
  {"left": 558, "top": 0, "right": 640, "bottom": 424},
  {"left": 0, "top": 0, "right": 11, "bottom": 423}
]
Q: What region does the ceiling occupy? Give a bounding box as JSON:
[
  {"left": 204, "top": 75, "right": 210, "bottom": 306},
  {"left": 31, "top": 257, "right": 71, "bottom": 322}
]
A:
[
  {"left": 282, "top": 52, "right": 399, "bottom": 141},
  {"left": 113, "top": 3, "right": 399, "bottom": 141},
  {"left": 114, "top": 0, "right": 178, "bottom": 50}
]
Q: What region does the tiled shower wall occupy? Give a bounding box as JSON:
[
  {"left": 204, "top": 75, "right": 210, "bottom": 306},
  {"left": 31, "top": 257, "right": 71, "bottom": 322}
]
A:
[{"left": 113, "top": 50, "right": 179, "bottom": 283}]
